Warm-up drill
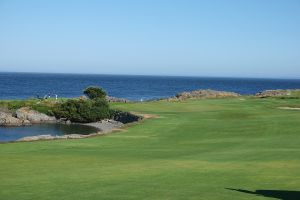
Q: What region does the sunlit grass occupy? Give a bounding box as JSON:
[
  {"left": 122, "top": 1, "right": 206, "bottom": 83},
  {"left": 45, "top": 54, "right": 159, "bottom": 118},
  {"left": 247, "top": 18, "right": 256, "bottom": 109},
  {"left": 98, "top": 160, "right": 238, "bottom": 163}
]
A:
[{"left": 1, "top": 97, "right": 300, "bottom": 199}]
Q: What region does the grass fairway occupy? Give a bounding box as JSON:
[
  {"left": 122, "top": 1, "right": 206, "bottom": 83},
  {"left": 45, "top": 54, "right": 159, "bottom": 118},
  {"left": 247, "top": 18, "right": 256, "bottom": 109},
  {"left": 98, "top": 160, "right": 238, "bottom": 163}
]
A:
[{"left": 1, "top": 98, "right": 300, "bottom": 200}]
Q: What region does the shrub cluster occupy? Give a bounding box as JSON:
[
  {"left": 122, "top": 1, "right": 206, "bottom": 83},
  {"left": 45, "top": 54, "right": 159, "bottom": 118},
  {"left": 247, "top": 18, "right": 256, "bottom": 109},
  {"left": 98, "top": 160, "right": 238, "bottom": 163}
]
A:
[
  {"left": 53, "top": 87, "right": 111, "bottom": 123},
  {"left": 53, "top": 98, "right": 110, "bottom": 123}
]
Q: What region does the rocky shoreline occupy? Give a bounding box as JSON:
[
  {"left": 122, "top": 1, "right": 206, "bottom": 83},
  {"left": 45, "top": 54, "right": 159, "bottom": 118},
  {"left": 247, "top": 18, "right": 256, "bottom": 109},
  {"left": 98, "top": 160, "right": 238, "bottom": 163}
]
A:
[
  {"left": 0, "top": 107, "right": 56, "bottom": 127},
  {"left": 255, "top": 89, "right": 300, "bottom": 98},
  {"left": 89, "top": 89, "right": 300, "bottom": 103},
  {"left": 171, "top": 89, "right": 240, "bottom": 101},
  {"left": 16, "top": 117, "right": 143, "bottom": 142},
  {"left": 0, "top": 105, "right": 143, "bottom": 142},
  {"left": 17, "top": 119, "right": 125, "bottom": 142},
  {"left": 168, "top": 89, "right": 300, "bottom": 101}
]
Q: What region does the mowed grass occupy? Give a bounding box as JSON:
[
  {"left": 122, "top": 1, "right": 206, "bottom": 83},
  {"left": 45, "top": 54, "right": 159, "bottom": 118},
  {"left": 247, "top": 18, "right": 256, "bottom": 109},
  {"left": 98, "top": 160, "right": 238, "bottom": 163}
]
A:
[{"left": 1, "top": 98, "right": 300, "bottom": 200}]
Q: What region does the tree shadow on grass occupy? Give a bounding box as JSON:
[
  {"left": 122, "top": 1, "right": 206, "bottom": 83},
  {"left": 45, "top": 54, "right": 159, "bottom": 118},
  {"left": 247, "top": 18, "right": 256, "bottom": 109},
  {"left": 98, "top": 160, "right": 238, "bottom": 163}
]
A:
[{"left": 226, "top": 188, "right": 300, "bottom": 200}]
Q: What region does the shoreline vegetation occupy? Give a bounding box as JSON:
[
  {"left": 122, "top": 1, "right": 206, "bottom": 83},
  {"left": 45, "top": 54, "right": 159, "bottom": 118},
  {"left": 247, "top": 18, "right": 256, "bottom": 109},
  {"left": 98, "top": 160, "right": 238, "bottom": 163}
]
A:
[
  {"left": 0, "top": 86, "right": 143, "bottom": 142},
  {"left": 1, "top": 88, "right": 300, "bottom": 142}
]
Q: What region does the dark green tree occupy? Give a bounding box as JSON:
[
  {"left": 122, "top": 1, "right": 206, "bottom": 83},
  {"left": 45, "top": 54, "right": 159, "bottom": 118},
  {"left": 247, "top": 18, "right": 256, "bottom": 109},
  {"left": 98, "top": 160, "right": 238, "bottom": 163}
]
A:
[{"left": 83, "top": 87, "right": 107, "bottom": 99}]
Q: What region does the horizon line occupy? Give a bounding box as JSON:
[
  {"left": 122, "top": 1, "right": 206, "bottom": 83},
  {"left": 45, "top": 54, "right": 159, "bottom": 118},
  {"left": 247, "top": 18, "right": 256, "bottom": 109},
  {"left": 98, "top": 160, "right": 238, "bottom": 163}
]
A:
[{"left": 0, "top": 71, "right": 300, "bottom": 80}]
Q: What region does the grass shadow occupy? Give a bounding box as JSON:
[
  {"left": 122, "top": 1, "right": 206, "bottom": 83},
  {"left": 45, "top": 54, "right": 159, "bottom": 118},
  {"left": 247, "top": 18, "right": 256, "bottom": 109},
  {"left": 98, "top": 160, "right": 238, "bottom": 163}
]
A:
[{"left": 226, "top": 188, "right": 300, "bottom": 200}]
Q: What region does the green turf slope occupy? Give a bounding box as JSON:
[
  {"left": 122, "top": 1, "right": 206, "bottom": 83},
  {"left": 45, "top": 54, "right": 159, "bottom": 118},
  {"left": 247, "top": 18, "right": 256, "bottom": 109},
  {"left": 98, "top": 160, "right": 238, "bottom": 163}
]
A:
[{"left": 1, "top": 98, "right": 300, "bottom": 200}]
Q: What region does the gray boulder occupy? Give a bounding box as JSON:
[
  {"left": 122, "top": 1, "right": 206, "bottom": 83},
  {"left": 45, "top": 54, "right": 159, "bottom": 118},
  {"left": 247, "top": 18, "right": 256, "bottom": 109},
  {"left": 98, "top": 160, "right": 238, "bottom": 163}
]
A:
[
  {"left": 106, "top": 96, "right": 130, "bottom": 103},
  {"left": 255, "top": 90, "right": 293, "bottom": 98},
  {"left": 113, "top": 111, "right": 142, "bottom": 123},
  {"left": 0, "top": 111, "right": 31, "bottom": 126},
  {"left": 15, "top": 107, "right": 56, "bottom": 124}
]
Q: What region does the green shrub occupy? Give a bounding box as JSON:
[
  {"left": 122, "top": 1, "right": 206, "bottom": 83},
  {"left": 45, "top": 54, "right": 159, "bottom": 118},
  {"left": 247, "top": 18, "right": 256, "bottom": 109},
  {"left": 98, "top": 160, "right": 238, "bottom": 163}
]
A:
[
  {"left": 84, "top": 87, "right": 107, "bottom": 99},
  {"left": 53, "top": 98, "right": 110, "bottom": 123}
]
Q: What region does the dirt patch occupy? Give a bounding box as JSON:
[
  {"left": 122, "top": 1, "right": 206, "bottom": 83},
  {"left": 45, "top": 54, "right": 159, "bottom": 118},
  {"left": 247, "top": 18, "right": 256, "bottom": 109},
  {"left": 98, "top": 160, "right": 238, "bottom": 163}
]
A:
[
  {"left": 129, "top": 112, "right": 159, "bottom": 119},
  {"left": 278, "top": 107, "right": 300, "bottom": 110},
  {"left": 141, "top": 114, "right": 159, "bottom": 119}
]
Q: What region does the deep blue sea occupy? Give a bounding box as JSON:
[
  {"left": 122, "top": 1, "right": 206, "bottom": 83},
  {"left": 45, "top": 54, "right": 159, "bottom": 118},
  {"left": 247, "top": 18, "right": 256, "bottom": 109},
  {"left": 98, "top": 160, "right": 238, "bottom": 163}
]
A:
[{"left": 1, "top": 72, "right": 300, "bottom": 100}]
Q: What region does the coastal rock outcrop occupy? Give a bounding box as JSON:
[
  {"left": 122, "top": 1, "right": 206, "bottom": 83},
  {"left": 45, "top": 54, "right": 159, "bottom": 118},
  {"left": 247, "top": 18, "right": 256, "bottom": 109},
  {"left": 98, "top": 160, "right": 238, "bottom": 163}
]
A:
[
  {"left": 172, "top": 89, "right": 240, "bottom": 100},
  {"left": 255, "top": 89, "right": 297, "bottom": 98},
  {"left": 15, "top": 107, "right": 56, "bottom": 123},
  {"left": 113, "top": 111, "right": 143, "bottom": 123},
  {"left": 106, "top": 96, "right": 130, "bottom": 103},
  {"left": 0, "top": 111, "right": 31, "bottom": 126}
]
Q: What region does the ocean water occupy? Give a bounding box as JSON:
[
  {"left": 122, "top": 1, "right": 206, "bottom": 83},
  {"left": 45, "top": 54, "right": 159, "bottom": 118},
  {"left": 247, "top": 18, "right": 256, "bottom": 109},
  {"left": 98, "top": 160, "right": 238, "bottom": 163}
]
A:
[{"left": 0, "top": 72, "right": 300, "bottom": 100}]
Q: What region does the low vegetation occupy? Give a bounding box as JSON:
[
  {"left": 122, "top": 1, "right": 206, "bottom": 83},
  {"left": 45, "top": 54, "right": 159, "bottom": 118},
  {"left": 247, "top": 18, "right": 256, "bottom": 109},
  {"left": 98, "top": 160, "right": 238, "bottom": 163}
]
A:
[
  {"left": 52, "top": 87, "right": 112, "bottom": 122},
  {"left": 0, "top": 98, "right": 60, "bottom": 115},
  {"left": 0, "top": 87, "right": 117, "bottom": 123},
  {"left": 53, "top": 98, "right": 111, "bottom": 123}
]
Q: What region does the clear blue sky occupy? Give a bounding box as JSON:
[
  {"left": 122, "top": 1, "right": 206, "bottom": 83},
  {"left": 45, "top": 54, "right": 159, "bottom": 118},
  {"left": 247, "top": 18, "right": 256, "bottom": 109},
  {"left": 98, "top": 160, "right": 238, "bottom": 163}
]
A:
[{"left": 0, "top": 0, "right": 300, "bottom": 78}]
